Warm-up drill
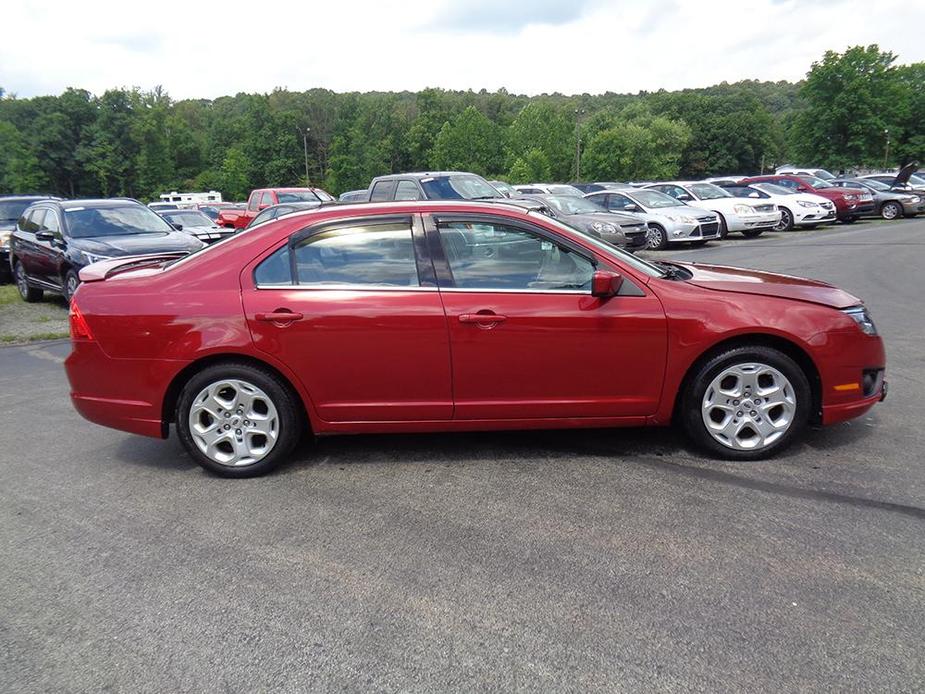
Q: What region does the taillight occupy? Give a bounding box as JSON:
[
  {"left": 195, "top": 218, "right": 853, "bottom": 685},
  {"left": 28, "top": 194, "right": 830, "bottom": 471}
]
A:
[{"left": 69, "top": 300, "right": 94, "bottom": 341}]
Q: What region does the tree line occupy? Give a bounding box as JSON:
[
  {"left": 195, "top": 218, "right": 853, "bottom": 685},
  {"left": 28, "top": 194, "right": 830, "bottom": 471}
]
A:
[{"left": 0, "top": 45, "right": 921, "bottom": 201}]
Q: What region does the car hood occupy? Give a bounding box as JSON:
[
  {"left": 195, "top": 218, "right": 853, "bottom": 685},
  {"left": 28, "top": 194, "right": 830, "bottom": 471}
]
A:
[
  {"left": 561, "top": 212, "right": 644, "bottom": 229},
  {"left": 894, "top": 162, "right": 919, "bottom": 186},
  {"left": 70, "top": 232, "right": 204, "bottom": 256},
  {"left": 677, "top": 262, "right": 860, "bottom": 309}
]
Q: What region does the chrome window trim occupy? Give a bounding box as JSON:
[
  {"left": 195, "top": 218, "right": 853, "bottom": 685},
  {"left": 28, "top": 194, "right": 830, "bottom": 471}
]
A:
[{"left": 256, "top": 283, "right": 437, "bottom": 292}]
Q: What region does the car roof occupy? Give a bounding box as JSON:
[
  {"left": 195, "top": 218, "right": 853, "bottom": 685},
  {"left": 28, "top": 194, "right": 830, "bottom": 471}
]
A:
[
  {"left": 0, "top": 195, "right": 60, "bottom": 202},
  {"left": 372, "top": 171, "right": 478, "bottom": 181},
  {"left": 55, "top": 199, "right": 145, "bottom": 209}
]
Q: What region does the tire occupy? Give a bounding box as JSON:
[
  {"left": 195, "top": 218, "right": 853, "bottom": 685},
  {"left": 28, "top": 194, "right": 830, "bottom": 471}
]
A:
[
  {"left": 680, "top": 345, "right": 811, "bottom": 461},
  {"left": 880, "top": 202, "right": 902, "bottom": 221},
  {"left": 717, "top": 214, "right": 729, "bottom": 239},
  {"left": 646, "top": 224, "right": 668, "bottom": 250},
  {"left": 63, "top": 269, "right": 80, "bottom": 304},
  {"left": 741, "top": 229, "right": 764, "bottom": 239},
  {"left": 773, "top": 207, "right": 793, "bottom": 232},
  {"left": 14, "top": 260, "right": 43, "bottom": 303},
  {"left": 841, "top": 216, "right": 857, "bottom": 224},
  {"left": 176, "top": 362, "right": 304, "bottom": 477}
]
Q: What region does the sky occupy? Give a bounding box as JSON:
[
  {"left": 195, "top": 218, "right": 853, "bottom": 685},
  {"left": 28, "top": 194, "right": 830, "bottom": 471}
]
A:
[{"left": 3, "top": 0, "right": 922, "bottom": 100}]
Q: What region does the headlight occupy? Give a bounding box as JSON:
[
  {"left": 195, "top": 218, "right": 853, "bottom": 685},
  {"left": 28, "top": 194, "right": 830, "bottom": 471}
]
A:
[
  {"left": 844, "top": 194, "right": 858, "bottom": 201},
  {"left": 797, "top": 200, "right": 819, "bottom": 208},
  {"left": 0, "top": 233, "right": 10, "bottom": 249},
  {"left": 842, "top": 306, "right": 877, "bottom": 336},
  {"left": 590, "top": 222, "right": 616, "bottom": 234},
  {"left": 78, "top": 251, "right": 113, "bottom": 265},
  {"left": 733, "top": 204, "right": 754, "bottom": 215},
  {"left": 680, "top": 216, "right": 697, "bottom": 224}
]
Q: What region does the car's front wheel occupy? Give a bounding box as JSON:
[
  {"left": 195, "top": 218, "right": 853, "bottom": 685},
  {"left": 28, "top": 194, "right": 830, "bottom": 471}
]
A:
[
  {"left": 681, "top": 346, "right": 810, "bottom": 460},
  {"left": 176, "top": 362, "right": 303, "bottom": 477},
  {"left": 773, "top": 207, "right": 793, "bottom": 232},
  {"left": 647, "top": 224, "right": 668, "bottom": 250}
]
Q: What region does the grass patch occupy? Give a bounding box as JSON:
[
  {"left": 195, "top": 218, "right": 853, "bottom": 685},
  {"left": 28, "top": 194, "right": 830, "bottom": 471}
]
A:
[
  {"left": 0, "top": 282, "right": 69, "bottom": 343},
  {"left": 0, "top": 284, "right": 20, "bottom": 306}
]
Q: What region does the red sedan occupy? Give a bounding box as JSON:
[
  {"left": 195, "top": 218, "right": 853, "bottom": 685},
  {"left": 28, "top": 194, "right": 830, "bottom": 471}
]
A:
[{"left": 65, "top": 201, "right": 886, "bottom": 477}]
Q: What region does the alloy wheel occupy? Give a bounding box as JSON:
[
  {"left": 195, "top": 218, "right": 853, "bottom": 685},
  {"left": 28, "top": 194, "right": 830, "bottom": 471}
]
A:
[
  {"left": 701, "top": 362, "right": 796, "bottom": 451},
  {"left": 15, "top": 264, "right": 29, "bottom": 299},
  {"left": 188, "top": 379, "right": 279, "bottom": 466},
  {"left": 774, "top": 208, "right": 792, "bottom": 231},
  {"left": 881, "top": 202, "right": 901, "bottom": 220}
]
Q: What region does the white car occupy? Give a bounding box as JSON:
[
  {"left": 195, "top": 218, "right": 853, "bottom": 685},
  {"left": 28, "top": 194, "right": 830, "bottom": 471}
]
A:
[
  {"left": 775, "top": 165, "right": 837, "bottom": 181},
  {"left": 584, "top": 188, "right": 720, "bottom": 250},
  {"left": 717, "top": 182, "right": 837, "bottom": 231},
  {"left": 513, "top": 183, "right": 584, "bottom": 197},
  {"left": 643, "top": 181, "right": 781, "bottom": 239}
]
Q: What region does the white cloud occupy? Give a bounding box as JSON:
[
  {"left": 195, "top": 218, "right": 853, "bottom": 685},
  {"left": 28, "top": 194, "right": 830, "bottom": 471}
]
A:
[{"left": 2, "top": 0, "right": 923, "bottom": 100}]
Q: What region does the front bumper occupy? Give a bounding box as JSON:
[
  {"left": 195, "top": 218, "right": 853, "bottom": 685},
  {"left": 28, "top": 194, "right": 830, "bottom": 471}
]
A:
[
  {"left": 793, "top": 206, "right": 837, "bottom": 225},
  {"left": 725, "top": 211, "right": 781, "bottom": 231},
  {"left": 839, "top": 200, "right": 876, "bottom": 218},
  {"left": 900, "top": 201, "right": 925, "bottom": 215},
  {"left": 0, "top": 248, "right": 10, "bottom": 278},
  {"left": 667, "top": 220, "right": 720, "bottom": 243}
]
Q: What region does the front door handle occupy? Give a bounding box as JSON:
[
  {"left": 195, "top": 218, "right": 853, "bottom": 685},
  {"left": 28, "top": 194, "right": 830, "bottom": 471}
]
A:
[
  {"left": 255, "top": 310, "right": 304, "bottom": 323},
  {"left": 459, "top": 312, "right": 507, "bottom": 325}
]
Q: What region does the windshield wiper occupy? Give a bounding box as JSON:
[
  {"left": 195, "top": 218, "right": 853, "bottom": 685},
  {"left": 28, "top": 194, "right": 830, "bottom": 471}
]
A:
[
  {"left": 653, "top": 261, "right": 684, "bottom": 280},
  {"left": 469, "top": 195, "right": 504, "bottom": 200}
]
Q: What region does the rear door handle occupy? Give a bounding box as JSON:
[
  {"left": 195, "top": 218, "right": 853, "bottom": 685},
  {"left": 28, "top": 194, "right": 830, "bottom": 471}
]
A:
[
  {"left": 255, "top": 310, "right": 304, "bottom": 323},
  {"left": 459, "top": 312, "right": 507, "bottom": 325}
]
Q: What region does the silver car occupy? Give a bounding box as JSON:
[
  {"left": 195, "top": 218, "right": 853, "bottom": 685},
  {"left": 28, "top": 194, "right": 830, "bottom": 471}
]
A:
[{"left": 584, "top": 188, "right": 720, "bottom": 249}]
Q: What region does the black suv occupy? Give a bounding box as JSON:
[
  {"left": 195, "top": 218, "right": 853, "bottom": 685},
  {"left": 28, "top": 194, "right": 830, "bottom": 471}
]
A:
[
  {"left": 10, "top": 199, "right": 204, "bottom": 303},
  {"left": 366, "top": 172, "right": 503, "bottom": 202},
  {"left": 0, "top": 195, "right": 60, "bottom": 282}
]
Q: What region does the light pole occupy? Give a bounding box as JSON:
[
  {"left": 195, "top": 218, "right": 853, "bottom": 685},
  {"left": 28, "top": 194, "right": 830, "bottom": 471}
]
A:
[
  {"left": 574, "top": 108, "right": 586, "bottom": 181},
  {"left": 883, "top": 129, "right": 890, "bottom": 170},
  {"left": 297, "top": 126, "right": 311, "bottom": 186}
]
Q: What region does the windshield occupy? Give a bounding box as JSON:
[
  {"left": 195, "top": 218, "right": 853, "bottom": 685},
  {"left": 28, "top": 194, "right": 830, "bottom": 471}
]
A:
[
  {"left": 813, "top": 169, "right": 835, "bottom": 180},
  {"left": 724, "top": 186, "right": 768, "bottom": 199},
  {"left": 528, "top": 212, "right": 664, "bottom": 279},
  {"left": 420, "top": 175, "right": 502, "bottom": 200},
  {"left": 907, "top": 174, "right": 925, "bottom": 186},
  {"left": 0, "top": 200, "right": 32, "bottom": 223},
  {"left": 852, "top": 178, "right": 888, "bottom": 191},
  {"left": 799, "top": 175, "right": 831, "bottom": 189},
  {"left": 162, "top": 211, "right": 214, "bottom": 227},
  {"left": 631, "top": 189, "right": 682, "bottom": 209},
  {"left": 754, "top": 183, "right": 795, "bottom": 196},
  {"left": 542, "top": 195, "right": 607, "bottom": 215},
  {"left": 277, "top": 191, "right": 321, "bottom": 203},
  {"left": 64, "top": 205, "right": 175, "bottom": 238},
  {"left": 546, "top": 185, "right": 582, "bottom": 197},
  {"left": 689, "top": 183, "right": 731, "bottom": 200}
]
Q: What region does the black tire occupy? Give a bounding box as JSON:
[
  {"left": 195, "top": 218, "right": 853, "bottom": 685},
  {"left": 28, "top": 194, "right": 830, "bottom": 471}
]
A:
[
  {"left": 880, "top": 201, "right": 902, "bottom": 221},
  {"left": 14, "top": 260, "right": 43, "bottom": 303},
  {"left": 63, "top": 269, "right": 80, "bottom": 304},
  {"left": 689, "top": 240, "right": 708, "bottom": 247},
  {"left": 647, "top": 224, "right": 669, "bottom": 250},
  {"left": 680, "top": 345, "right": 811, "bottom": 461},
  {"left": 841, "top": 216, "right": 857, "bottom": 224},
  {"left": 717, "top": 214, "right": 729, "bottom": 239},
  {"left": 773, "top": 207, "right": 793, "bottom": 232},
  {"left": 741, "top": 229, "right": 764, "bottom": 239},
  {"left": 176, "top": 362, "right": 304, "bottom": 477}
]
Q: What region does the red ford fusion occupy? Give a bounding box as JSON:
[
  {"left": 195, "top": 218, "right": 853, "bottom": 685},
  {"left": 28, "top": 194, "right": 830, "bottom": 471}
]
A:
[{"left": 64, "top": 201, "right": 886, "bottom": 477}]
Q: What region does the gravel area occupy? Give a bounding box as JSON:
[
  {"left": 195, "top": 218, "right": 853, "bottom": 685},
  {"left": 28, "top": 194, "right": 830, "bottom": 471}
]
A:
[{"left": 0, "top": 285, "right": 69, "bottom": 343}]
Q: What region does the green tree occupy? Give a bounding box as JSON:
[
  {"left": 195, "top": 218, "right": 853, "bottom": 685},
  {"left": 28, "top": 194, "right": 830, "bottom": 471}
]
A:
[
  {"left": 506, "top": 102, "right": 574, "bottom": 181},
  {"left": 507, "top": 149, "right": 551, "bottom": 183},
  {"left": 431, "top": 106, "right": 504, "bottom": 175},
  {"left": 582, "top": 113, "right": 691, "bottom": 181},
  {"left": 0, "top": 121, "right": 46, "bottom": 193},
  {"left": 219, "top": 147, "right": 250, "bottom": 201}
]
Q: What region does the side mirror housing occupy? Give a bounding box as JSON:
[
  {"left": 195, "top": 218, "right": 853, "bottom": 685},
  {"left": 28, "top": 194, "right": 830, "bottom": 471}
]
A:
[
  {"left": 172, "top": 223, "right": 183, "bottom": 231},
  {"left": 35, "top": 230, "right": 55, "bottom": 241},
  {"left": 678, "top": 194, "right": 694, "bottom": 202},
  {"left": 623, "top": 204, "right": 640, "bottom": 212},
  {"left": 591, "top": 270, "right": 623, "bottom": 298}
]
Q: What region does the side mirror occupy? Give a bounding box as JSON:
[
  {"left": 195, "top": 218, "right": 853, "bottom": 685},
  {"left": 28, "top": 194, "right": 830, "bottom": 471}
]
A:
[
  {"left": 623, "top": 204, "right": 640, "bottom": 212},
  {"left": 591, "top": 270, "right": 623, "bottom": 298},
  {"left": 678, "top": 194, "right": 694, "bottom": 202},
  {"left": 35, "top": 230, "right": 55, "bottom": 241},
  {"left": 172, "top": 223, "right": 183, "bottom": 231}
]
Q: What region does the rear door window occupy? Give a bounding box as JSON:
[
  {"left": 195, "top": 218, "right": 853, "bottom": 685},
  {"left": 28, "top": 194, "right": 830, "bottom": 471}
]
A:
[
  {"left": 370, "top": 181, "right": 397, "bottom": 202},
  {"left": 394, "top": 180, "right": 422, "bottom": 201}
]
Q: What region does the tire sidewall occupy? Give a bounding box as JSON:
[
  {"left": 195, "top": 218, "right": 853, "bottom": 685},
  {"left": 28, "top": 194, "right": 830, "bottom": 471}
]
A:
[
  {"left": 64, "top": 270, "right": 80, "bottom": 303},
  {"left": 681, "top": 346, "right": 811, "bottom": 460},
  {"left": 774, "top": 208, "right": 793, "bottom": 232},
  {"left": 881, "top": 202, "right": 900, "bottom": 220},
  {"left": 648, "top": 224, "right": 668, "bottom": 250},
  {"left": 176, "top": 363, "right": 303, "bottom": 477}
]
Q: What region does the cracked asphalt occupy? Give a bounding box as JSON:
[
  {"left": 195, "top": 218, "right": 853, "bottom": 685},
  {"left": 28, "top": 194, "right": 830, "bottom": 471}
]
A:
[{"left": 1, "top": 217, "right": 923, "bottom": 692}]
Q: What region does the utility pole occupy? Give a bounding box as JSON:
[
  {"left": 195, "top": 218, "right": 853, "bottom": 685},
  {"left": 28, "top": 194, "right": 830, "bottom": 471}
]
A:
[
  {"left": 574, "top": 108, "right": 586, "bottom": 181},
  {"left": 297, "top": 126, "right": 311, "bottom": 186},
  {"left": 883, "top": 129, "right": 890, "bottom": 170}
]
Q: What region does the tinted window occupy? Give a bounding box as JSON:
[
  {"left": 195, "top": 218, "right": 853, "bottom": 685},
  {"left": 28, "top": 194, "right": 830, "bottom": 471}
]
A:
[
  {"left": 775, "top": 179, "right": 798, "bottom": 189},
  {"left": 369, "top": 181, "right": 396, "bottom": 202},
  {"left": 294, "top": 223, "right": 418, "bottom": 287},
  {"left": 605, "top": 194, "right": 637, "bottom": 211},
  {"left": 260, "top": 192, "right": 276, "bottom": 207},
  {"left": 420, "top": 175, "right": 501, "bottom": 200},
  {"left": 163, "top": 211, "right": 213, "bottom": 227},
  {"left": 394, "top": 180, "right": 422, "bottom": 201},
  {"left": 0, "top": 200, "right": 34, "bottom": 223},
  {"left": 247, "top": 193, "right": 261, "bottom": 211},
  {"left": 277, "top": 191, "right": 322, "bottom": 203},
  {"left": 438, "top": 221, "right": 593, "bottom": 291},
  {"left": 250, "top": 208, "right": 279, "bottom": 227},
  {"left": 41, "top": 210, "right": 61, "bottom": 233},
  {"left": 254, "top": 246, "right": 292, "bottom": 286},
  {"left": 22, "top": 209, "right": 44, "bottom": 232}
]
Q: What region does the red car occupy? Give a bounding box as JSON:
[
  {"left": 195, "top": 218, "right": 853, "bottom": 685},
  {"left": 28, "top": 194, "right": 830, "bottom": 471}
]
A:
[
  {"left": 65, "top": 201, "right": 886, "bottom": 477},
  {"left": 741, "top": 174, "right": 875, "bottom": 222},
  {"left": 226, "top": 188, "right": 335, "bottom": 230}
]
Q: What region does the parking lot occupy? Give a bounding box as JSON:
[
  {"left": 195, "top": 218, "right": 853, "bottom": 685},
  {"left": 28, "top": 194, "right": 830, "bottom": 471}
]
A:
[{"left": 1, "top": 218, "right": 923, "bottom": 691}]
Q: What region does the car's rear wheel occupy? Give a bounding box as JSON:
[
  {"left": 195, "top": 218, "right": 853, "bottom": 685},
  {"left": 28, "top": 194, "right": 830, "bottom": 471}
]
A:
[
  {"left": 681, "top": 346, "right": 810, "bottom": 460},
  {"left": 880, "top": 202, "right": 902, "bottom": 220},
  {"left": 176, "top": 363, "right": 303, "bottom": 477},
  {"left": 773, "top": 207, "right": 793, "bottom": 231},
  {"left": 647, "top": 224, "right": 668, "bottom": 250},
  {"left": 14, "top": 261, "right": 43, "bottom": 303},
  {"left": 741, "top": 229, "right": 764, "bottom": 239}
]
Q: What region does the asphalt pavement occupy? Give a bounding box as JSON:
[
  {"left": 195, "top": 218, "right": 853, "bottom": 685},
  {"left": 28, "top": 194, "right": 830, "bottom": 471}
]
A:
[{"left": 1, "top": 218, "right": 923, "bottom": 692}]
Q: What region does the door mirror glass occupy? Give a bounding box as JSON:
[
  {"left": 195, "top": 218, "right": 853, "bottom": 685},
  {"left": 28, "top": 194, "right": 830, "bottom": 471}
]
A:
[
  {"left": 172, "top": 223, "right": 183, "bottom": 231},
  {"left": 591, "top": 270, "right": 623, "bottom": 298}
]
